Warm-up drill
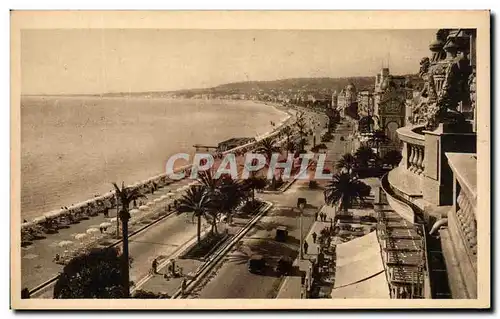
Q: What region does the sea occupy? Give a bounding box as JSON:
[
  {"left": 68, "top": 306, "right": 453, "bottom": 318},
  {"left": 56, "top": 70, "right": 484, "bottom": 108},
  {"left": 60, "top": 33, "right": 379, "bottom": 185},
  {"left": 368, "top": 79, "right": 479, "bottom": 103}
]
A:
[{"left": 20, "top": 96, "right": 288, "bottom": 220}]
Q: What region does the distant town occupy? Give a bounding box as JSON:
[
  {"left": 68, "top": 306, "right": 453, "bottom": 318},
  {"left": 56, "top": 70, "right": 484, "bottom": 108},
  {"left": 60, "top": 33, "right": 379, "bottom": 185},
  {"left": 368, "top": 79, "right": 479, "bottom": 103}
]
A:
[{"left": 99, "top": 74, "right": 423, "bottom": 105}]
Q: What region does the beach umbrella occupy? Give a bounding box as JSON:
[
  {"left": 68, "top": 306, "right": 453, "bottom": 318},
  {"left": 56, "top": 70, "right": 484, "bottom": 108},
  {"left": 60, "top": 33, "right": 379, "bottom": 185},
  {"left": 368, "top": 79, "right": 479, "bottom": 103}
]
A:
[
  {"left": 99, "top": 222, "right": 112, "bottom": 228},
  {"left": 160, "top": 195, "right": 168, "bottom": 200},
  {"left": 108, "top": 217, "right": 117, "bottom": 223},
  {"left": 58, "top": 240, "right": 74, "bottom": 248},
  {"left": 74, "top": 233, "right": 88, "bottom": 240},
  {"left": 167, "top": 192, "right": 175, "bottom": 198},
  {"left": 86, "top": 228, "right": 100, "bottom": 235},
  {"left": 139, "top": 205, "right": 149, "bottom": 211}
]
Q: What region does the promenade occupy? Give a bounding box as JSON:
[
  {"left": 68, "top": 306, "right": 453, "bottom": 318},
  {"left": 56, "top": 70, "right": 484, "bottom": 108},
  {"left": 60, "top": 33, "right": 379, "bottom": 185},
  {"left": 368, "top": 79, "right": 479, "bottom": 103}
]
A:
[{"left": 24, "top": 106, "right": 342, "bottom": 299}]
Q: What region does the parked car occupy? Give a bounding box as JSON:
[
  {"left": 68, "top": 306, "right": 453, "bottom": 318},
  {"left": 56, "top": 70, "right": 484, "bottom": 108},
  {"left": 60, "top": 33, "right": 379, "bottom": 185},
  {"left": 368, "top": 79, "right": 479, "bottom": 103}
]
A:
[
  {"left": 275, "top": 226, "right": 288, "bottom": 242},
  {"left": 248, "top": 255, "right": 267, "bottom": 274}
]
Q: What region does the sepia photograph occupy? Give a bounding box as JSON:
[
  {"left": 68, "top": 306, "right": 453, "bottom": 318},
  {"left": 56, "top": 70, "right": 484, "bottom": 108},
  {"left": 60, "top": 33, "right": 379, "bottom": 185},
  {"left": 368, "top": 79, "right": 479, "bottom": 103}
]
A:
[{"left": 10, "top": 10, "right": 490, "bottom": 309}]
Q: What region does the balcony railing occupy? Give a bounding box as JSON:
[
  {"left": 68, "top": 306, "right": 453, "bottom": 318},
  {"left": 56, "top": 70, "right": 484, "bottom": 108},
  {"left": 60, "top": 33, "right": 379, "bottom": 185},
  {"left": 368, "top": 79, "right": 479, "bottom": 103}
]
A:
[
  {"left": 397, "top": 126, "right": 426, "bottom": 176},
  {"left": 446, "top": 153, "right": 477, "bottom": 272}
]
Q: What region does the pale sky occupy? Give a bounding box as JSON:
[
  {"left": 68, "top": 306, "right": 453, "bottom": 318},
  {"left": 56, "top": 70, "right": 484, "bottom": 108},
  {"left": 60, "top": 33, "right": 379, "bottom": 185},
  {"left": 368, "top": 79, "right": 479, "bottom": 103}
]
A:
[{"left": 21, "top": 29, "right": 437, "bottom": 95}]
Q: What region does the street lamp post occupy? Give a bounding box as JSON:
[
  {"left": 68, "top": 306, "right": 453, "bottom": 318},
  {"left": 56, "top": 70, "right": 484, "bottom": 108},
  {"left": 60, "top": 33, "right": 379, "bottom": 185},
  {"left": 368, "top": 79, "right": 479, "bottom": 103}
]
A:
[
  {"left": 115, "top": 193, "right": 120, "bottom": 238},
  {"left": 298, "top": 203, "right": 305, "bottom": 260}
]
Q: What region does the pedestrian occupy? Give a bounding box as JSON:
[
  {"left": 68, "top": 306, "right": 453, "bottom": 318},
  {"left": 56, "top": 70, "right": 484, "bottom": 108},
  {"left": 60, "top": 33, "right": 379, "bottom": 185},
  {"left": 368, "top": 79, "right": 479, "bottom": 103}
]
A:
[
  {"left": 303, "top": 241, "right": 309, "bottom": 255},
  {"left": 99, "top": 227, "right": 103, "bottom": 234},
  {"left": 314, "top": 211, "right": 319, "bottom": 221},
  {"left": 152, "top": 259, "right": 158, "bottom": 274},
  {"left": 181, "top": 278, "right": 187, "bottom": 297},
  {"left": 322, "top": 212, "right": 326, "bottom": 222},
  {"left": 312, "top": 232, "right": 317, "bottom": 244}
]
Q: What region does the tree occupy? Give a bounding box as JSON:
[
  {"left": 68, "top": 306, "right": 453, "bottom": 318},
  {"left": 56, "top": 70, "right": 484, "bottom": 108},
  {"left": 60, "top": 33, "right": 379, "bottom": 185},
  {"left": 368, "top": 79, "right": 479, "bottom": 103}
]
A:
[
  {"left": 336, "top": 153, "right": 357, "bottom": 174},
  {"left": 53, "top": 247, "right": 128, "bottom": 299},
  {"left": 323, "top": 173, "right": 370, "bottom": 213},
  {"left": 178, "top": 185, "right": 214, "bottom": 242},
  {"left": 133, "top": 289, "right": 170, "bottom": 299},
  {"left": 243, "top": 175, "right": 268, "bottom": 203},
  {"left": 112, "top": 182, "right": 147, "bottom": 298},
  {"left": 197, "top": 169, "right": 220, "bottom": 194},
  {"left": 216, "top": 177, "right": 245, "bottom": 224},
  {"left": 281, "top": 126, "right": 295, "bottom": 157},
  {"left": 383, "top": 150, "right": 403, "bottom": 168},
  {"left": 294, "top": 111, "right": 308, "bottom": 151},
  {"left": 369, "top": 129, "right": 391, "bottom": 155},
  {"left": 354, "top": 146, "right": 376, "bottom": 170},
  {"left": 256, "top": 138, "right": 281, "bottom": 190}
]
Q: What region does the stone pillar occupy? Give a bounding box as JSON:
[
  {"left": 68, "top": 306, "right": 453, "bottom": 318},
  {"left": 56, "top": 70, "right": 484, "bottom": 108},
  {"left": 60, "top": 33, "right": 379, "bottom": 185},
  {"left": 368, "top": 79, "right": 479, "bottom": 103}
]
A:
[{"left": 422, "top": 123, "right": 476, "bottom": 206}]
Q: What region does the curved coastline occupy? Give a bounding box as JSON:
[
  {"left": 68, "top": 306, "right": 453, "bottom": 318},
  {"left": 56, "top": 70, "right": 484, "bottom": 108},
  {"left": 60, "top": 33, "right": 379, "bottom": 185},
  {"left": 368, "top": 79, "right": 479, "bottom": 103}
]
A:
[{"left": 21, "top": 98, "right": 293, "bottom": 230}]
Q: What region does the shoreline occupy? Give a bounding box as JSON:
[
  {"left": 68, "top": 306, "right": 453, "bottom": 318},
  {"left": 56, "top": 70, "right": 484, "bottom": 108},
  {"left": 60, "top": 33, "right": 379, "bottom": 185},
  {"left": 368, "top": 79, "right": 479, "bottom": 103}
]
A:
[{"left": 21, "top": 98, "right": 293, "bottom": 229}]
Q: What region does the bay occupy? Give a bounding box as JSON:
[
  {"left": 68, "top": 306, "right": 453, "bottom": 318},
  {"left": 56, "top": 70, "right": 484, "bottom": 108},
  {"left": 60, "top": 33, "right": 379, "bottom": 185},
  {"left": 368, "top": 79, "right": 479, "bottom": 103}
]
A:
[{"left": 20, "top": 96, "right": 287, "bottom": 220}]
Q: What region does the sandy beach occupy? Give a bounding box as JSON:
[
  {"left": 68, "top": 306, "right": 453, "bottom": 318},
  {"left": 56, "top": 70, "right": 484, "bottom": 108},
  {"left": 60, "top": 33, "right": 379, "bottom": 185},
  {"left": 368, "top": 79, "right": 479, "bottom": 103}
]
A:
[{"left": 21, "top": 96, "right": 289, "bottom": 220}]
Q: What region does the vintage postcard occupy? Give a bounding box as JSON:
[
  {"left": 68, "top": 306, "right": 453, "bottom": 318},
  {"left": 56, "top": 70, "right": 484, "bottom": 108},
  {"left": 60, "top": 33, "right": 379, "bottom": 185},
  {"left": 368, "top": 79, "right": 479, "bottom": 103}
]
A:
[{"left": 10, "top": 10, "right": 490, "bottom": 309}]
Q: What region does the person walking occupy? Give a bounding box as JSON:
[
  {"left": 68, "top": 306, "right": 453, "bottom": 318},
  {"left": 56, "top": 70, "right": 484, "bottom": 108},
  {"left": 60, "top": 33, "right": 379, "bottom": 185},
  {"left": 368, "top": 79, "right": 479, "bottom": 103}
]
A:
[
  {"left": 303, "top": 241, "right": 309, "bottom": 255},
  {"left": 312, "top": 232, "right": 317, "bottom": 244},
  {"left": 314, "top": 211, "right": 319, "bottom": 221},
  {"left": 181, "top": 278, "right": 187, "bottom": 297},
  {"left": 151, "top": 259, "right": 158, "bottom": 274}
]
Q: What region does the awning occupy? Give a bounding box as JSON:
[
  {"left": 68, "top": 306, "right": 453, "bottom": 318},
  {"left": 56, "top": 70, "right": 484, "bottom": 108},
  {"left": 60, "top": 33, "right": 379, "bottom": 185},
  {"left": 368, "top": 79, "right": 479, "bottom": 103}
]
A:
[
  {"left": 331, "top": 232, "right": 390, "bottom": 299},
  {"left": 330, "top": 271, "right": 390, "bottom": 299}
]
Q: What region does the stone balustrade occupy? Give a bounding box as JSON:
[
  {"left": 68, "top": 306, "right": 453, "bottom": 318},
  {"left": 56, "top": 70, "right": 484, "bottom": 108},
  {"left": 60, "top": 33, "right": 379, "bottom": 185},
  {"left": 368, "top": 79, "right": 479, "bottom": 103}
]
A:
[
  {"left": 455, "top": 190, "right": 477, "bottom": 257},
  {"left": 446, "top": 152, "right": 477, "bottom": 266},
  {"left": 396, "top": 126, "right": 426, "bottom": 176}
]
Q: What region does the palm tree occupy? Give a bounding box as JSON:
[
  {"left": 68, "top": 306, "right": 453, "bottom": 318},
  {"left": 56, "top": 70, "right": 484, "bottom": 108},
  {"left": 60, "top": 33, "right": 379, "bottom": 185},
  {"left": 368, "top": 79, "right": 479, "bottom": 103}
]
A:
[
  {"left": 323, "top": 173, "right": 369, "bottom": 213},
  {"left": 256, "top": 138, "right": 281, "bottom": 190},
  {"left": 243, "top": 175, "right": 268, "bottom": 203},
  {"left": 178, "top": 185, "right": 213, "bottom": 243},
  {"left": 281, "top": 126, "right": 295, "bottom": 157},
  {"left": 112, "top": 182, "right": 147, "bottom": 298},
  {"left": 336, "top": 153, "right": 357, "bottom": 174},
  {"left": 216, "top": 177, "right": 245, "bottom": 224},
  {"left": 197, "top": 169, "right": 220, "bottom": 194},
  {"left": 257, "top": 138, "right": 281, "bottom": 164},
  {"left": 383, "top": 150, "right": 403, "bottom": 168},
  {"left": 354, "top": 146, "right": 376, "bottom": 170},
  {"left": 369, "top": 129, "right": 391, "bottom": 156},
  {"left": 294, "top": 112, "right": 308, "bottom": 151}
]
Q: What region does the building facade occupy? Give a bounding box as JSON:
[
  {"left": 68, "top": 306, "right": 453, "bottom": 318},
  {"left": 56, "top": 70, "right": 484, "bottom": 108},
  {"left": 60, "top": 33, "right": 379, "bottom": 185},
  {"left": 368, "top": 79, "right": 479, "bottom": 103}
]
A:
[
  {"left": 373, "top": 68, "right": 410, "bottom": 144},
  {"left": 377, "top": 28, "right": 478, "bottom": 299}
]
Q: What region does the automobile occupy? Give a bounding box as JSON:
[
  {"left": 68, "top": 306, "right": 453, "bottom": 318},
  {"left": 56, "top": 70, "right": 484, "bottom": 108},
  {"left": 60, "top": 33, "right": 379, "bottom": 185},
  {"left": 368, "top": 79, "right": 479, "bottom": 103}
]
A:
[
  {"left": 276, "top": 256, "right": 293, "bottom": 276},
  {"left": 248, "top": 255, "right": 267, "bottom": 274},
  {"left": 275, "top": 226, "right": 288, "bottom": 242}
]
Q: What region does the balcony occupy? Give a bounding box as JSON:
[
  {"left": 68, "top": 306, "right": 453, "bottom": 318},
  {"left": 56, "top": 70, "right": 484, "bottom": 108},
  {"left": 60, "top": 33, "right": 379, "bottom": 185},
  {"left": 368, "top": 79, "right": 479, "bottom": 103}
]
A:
[
  {"left": 387, "top": 126, "right": 426, "bottom": 204},
  {"left": 439, "top": 152, "right": 477, "bottom": 299}
]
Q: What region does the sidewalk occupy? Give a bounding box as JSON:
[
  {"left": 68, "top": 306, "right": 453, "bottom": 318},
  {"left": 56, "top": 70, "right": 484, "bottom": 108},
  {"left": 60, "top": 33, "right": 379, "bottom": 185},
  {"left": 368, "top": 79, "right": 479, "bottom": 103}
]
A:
[{"left": 276, "top": 205, "right": 337, "bottom": 298}]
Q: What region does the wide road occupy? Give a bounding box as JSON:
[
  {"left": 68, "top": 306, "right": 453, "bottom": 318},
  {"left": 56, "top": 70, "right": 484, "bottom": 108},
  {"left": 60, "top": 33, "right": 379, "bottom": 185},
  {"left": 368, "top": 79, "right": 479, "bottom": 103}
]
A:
[
  {"left": 191, "top": 112, "right": 354, "bottom": 299},
  {"left": 32, "top": 198, "right": 208, "bottom": 298},
  {"left": 192, "top": 181, "right": 324, "bottom": 299}
]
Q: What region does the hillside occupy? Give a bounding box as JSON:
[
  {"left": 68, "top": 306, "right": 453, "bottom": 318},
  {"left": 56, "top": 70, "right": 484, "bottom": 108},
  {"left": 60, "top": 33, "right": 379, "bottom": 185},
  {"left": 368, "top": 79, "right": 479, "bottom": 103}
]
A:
[
  {"left": 172, "top": 77, "right": 376, "bottom": 96},
  {"left": 102, "top": 74, "right": 422, "bottom": 98}
]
